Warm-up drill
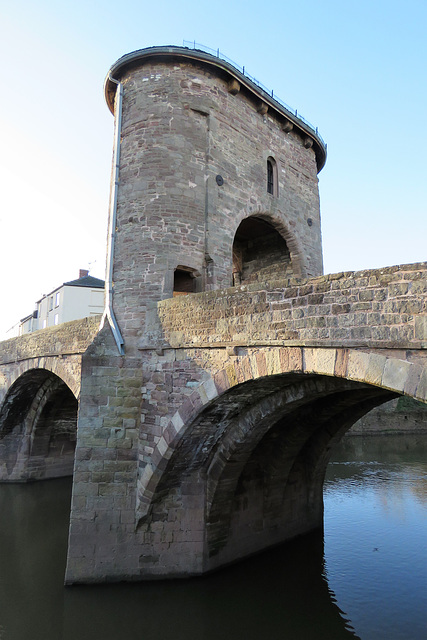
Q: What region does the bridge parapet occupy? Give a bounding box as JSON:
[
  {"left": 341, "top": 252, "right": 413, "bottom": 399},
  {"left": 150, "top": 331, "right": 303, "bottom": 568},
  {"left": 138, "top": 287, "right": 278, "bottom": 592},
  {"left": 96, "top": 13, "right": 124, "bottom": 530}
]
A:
[
  {"left": 156, "top": 262, "right": 427, "bottom": 351},
  {"left": 0, "top": 316, "right": 101, "bottom": 364}
]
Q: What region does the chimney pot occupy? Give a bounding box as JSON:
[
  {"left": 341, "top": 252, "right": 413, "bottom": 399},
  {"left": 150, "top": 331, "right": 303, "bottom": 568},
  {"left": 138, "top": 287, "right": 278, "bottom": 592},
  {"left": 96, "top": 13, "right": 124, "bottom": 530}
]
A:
[{"left": 79, "top": 269, "right": 89, "bottom": 279}]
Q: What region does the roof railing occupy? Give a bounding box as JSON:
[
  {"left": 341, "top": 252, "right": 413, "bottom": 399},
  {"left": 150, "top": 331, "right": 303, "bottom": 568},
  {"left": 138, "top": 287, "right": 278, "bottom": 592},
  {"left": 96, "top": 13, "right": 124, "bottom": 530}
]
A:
[{"left": 182, "top": 40, "right": 325, "bottom": 149}]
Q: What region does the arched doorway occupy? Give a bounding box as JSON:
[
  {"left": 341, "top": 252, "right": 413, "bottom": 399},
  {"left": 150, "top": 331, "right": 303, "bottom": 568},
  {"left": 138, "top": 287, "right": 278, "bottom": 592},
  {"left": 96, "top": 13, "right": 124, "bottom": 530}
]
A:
[{"left": 232, "top": 217, "right": 293, "bottom": 286}]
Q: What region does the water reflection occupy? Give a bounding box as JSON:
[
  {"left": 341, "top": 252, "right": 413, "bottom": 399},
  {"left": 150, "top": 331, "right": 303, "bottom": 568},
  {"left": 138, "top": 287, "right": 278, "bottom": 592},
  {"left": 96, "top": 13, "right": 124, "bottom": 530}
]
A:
[
  {"left": 0, "top": 435, "right": 426, "bottom": 640},
  {"left": 0, "top": 481, "right": 70, "bottom": 639},
  {"left": 324, "top": 435, "right": 427, "bottom": 640},
  {"left": 63, "top": 537, "right": 359, "bottom": 640},
  {"left": 0, "top": 485, "right": 357, "bottom": 640}
]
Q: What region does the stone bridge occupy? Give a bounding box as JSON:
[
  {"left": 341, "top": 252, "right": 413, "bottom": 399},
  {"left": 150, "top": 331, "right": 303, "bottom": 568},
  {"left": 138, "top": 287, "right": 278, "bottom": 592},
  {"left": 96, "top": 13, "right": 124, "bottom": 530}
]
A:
[
  {"left": 0, "top": 317, "right": 99, "bottom": 482},
  {"left": 1, "top": 44, "right": 426, "bottom": 584},
  {"left": 0, "top": 265, "right": 426, "bottom": 583},
  {"left": 63, "top": 263, "right": 427, "bottom": 582}
]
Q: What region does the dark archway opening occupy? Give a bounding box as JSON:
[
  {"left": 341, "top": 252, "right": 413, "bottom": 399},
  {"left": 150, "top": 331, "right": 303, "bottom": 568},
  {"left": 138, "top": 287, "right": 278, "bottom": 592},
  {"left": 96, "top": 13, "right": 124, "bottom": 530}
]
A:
[
  {"left": 232, "top": 217, "right": 292, "bottom": 286},
  {"left": 142, "top": 373, "right": 396, "bottom": 574},
  {"left": 0, "top": 369, "right": 78, "bottom": 481},
  {"left": 29, "top": 385, "right": 78, "bottom": 479}
]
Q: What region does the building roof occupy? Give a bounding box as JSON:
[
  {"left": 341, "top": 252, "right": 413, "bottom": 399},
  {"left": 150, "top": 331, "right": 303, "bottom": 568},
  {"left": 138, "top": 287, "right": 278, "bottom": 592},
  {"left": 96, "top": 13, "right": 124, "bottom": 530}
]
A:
[
  {"left": 63, "top": 275, "right": 105, "bottom": 288},
  {"left": 20, "top": 313, "right": 34, "bottom": 324},
  {"left": 35, "top": 274, "right": 105, "bottom": 304}
]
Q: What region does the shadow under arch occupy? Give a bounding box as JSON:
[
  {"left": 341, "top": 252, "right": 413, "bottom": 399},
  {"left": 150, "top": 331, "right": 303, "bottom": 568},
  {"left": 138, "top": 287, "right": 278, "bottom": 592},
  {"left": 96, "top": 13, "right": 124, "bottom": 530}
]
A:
[
  {"left": 3, "top": 355, "right": 81, "bottom": 400},
  {"left": 137, "top": 346, "right": 425, "bottom": 520},
  {"left": 143, "top": 372, "right": 395, "bottom": 570},
  {"left": 0, "top": 368, "right": 78, "bottom": 481}
]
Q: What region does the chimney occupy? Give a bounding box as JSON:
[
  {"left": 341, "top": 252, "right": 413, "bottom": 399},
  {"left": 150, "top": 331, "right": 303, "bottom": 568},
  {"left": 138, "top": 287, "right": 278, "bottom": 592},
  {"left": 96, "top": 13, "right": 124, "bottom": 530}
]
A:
[{"left": 79, "top": 269, "right": 89, "bottom": 279}]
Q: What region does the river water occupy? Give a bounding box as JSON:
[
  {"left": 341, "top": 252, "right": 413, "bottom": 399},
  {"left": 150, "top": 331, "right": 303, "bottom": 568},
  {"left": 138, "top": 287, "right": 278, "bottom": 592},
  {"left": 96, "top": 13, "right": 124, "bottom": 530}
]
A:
[{"left": 0, "top": 434, "right": 425, "bottom": 640}]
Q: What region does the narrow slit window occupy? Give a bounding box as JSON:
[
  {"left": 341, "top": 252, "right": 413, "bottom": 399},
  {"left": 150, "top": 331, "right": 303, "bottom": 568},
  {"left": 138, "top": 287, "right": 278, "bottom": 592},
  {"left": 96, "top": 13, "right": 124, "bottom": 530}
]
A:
[
  {"left": 267, "top": 159, "right": 274, "bottom": 194},
  {"left": 267, "top": 157, "right": 277, "bottom": 196}
]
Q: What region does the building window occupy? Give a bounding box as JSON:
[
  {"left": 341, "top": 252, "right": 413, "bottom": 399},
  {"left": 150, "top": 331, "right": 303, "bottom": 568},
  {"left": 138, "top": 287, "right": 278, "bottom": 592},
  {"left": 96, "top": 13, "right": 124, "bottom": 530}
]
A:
[
  {"left": 267, "top": 157, "right": 278, "bottom": 196},
  {"left": 55, "top": 292, "right": 60, "bottom": 307},
  {"left": 49, "top": 296, "right": 54, "bottom": 311},
  {"left": 42, "top": 319, "right": 47, "bottom": 329},
  {"left": 54, "top": 314, "right": 59, "bottom": 325}
]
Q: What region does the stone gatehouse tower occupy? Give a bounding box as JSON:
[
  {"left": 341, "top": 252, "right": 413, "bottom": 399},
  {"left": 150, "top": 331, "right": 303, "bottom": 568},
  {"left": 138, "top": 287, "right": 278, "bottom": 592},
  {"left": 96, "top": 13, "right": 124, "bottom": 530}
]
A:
[
  {"left": 102, "top": 46, "right": 326, "bottom": 353},
  {"left": 66, "top": 45, "right": 328, "bottom": 583}
]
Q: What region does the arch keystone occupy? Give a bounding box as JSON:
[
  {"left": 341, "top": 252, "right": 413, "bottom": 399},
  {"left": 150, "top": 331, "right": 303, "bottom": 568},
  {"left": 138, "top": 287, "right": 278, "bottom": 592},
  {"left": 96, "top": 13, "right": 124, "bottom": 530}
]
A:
[
  {"left": 204, "top": 378, "right": 218, "bottom": 401},
  {"left": 334, "top": 349, "right": 349, "bottom": 377},
  {"left": 415, "top": 367, "right": 427, "bottom": 402},
  {"left": 214, "top": 370, "right": 231, "bottom": 395},
  {"left": 403, "top": 363, "right": 426, "bottom": 399},
  {"left": 255, "top": 352, "right": 267, "bottom": 377},
  {"left": 225, "top": 364, "right": 238, "bottom": 387},
  {"left": 171, "top": 412, "right": 184, "bottom": 433},
  {"left": 248, "top": 354, "right": 260, "bottom": 379},
  {"left": 235, "top": 357, "right": 253, "bottom": 383},
  {"left": 279, "top": 347, "right": 303, "bottom": 372},
  {"left": 157, "top": 436, "right": 168, "bottom": 458}
]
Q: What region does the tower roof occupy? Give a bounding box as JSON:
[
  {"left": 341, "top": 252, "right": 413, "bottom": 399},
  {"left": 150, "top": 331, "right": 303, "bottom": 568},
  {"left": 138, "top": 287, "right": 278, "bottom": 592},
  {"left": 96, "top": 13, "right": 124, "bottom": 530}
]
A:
[{"left": 104, "top": 45, "right": 327, "bottom": 172}]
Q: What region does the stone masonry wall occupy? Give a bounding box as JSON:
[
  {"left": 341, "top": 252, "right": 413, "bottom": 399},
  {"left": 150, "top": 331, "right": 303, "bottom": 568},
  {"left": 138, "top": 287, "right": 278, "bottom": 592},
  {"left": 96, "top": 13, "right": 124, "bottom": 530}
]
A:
[
  {"left": 156, "top": 262, "right": 427, "bottom": 351},
  {"left": 0, "top": 316, "right": 101, "bottom": 365},
  {"left": 110, "top": 58, "right": 323, "bottom": 352}
]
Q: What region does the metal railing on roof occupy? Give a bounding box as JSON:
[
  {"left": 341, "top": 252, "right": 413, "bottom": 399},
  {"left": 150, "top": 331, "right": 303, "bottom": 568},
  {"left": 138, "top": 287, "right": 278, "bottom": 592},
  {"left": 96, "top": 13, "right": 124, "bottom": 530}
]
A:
[{"left": 182, "top": 40, "right": 325, "bottom": 149}]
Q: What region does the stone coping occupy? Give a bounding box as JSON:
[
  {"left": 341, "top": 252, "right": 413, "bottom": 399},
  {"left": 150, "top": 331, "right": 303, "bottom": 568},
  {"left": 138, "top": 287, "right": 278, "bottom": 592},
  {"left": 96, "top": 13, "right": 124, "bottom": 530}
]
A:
[{"left": 0, "top": 316, "right": 101, "bottom": 364}]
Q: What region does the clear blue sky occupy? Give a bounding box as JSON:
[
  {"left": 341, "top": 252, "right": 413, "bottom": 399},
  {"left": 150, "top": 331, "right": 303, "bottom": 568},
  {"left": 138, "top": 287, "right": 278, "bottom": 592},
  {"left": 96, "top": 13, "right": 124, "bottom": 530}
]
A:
[{"left": 1, "top": 0, "right": 426, "bottom": 339}]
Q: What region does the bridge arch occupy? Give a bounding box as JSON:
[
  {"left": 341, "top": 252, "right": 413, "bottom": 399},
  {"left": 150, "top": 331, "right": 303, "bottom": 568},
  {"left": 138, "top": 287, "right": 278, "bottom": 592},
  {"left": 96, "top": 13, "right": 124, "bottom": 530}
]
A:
[
  {"left": 136, "top": 346, "right": 426, "bottom": 567},
  {"left": 1, "top": 356, "right": 81, "bottom": 400},
  {"left": 0, "top": 368, "right": 79, "bottom": 481}
]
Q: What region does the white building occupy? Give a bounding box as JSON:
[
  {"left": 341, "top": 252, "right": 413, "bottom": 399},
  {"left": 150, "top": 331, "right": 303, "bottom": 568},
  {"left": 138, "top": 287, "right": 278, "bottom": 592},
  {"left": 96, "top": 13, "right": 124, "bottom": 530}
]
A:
[{"left": 19, "top": 270, "right": 105, "bottom": 335}]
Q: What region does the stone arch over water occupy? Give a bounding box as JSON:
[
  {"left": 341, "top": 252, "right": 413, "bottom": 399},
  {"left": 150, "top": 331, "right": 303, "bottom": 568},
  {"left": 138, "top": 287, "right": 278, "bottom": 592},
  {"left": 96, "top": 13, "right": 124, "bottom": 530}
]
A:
[
  {"left": 136, "top": 346, "right": 426, "bottom": 571},
  {"left": 0, "top": 368, "right": 79, "bottom": 481}
]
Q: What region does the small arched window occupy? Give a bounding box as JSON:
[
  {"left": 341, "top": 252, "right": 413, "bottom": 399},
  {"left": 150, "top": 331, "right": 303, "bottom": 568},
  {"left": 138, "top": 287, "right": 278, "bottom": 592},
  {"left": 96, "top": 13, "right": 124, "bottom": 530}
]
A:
[{"left": 267, "top": 157, "right": 277, "bottom": 196}]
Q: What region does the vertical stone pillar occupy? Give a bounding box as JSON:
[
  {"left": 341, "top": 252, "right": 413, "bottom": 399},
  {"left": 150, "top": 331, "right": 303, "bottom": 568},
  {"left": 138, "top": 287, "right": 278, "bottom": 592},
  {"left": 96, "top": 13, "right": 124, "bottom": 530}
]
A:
[{"left": 66, "top": 328, "right": 142, "bottom": 582}]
